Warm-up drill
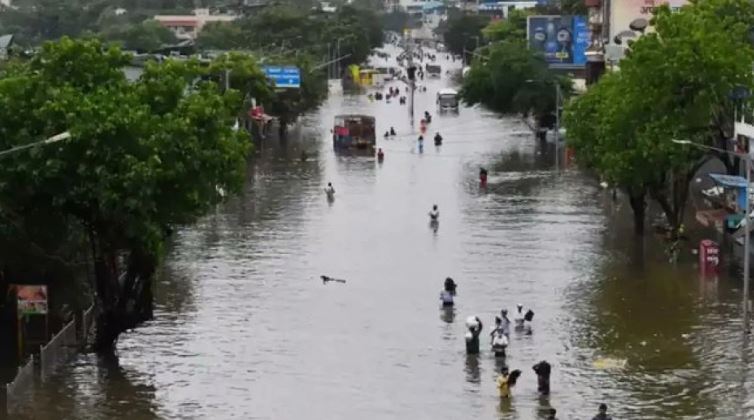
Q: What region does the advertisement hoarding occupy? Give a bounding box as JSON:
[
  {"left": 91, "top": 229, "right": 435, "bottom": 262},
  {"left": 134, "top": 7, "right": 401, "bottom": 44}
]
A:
[
  {"left": 527, "top": 15, "right": 590, "bottom": 68},
  {"left": 610, "top": 0, "right": 687, "bottom": 39}
]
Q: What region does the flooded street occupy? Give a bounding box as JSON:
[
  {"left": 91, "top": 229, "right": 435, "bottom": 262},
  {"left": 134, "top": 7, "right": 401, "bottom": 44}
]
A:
[{"left": 14, "top": 52, "right": 754, "bottom": 419}]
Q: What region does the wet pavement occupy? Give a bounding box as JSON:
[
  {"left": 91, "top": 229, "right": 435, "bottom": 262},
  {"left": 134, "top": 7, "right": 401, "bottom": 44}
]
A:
[{"left": 11, "top": 49, "right": 754, "bottom": 419}]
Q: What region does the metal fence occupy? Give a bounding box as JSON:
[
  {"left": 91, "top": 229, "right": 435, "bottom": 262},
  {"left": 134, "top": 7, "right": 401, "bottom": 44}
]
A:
[
  {"left": 3, "top": 355, "right": 35, "bottom": 415},
  {"left": 39, "top": 319, "right": 77, "bottom": 382},
  {"left": 3, "top": 304, "right": 95, "bottom": 415}
]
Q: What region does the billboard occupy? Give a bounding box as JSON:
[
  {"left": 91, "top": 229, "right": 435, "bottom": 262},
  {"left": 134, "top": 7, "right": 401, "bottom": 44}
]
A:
[
  {"left": 610, "top": 0, "right": 687, "bottom": 40},
  {"left": 262, "top": 66, "right": 301, "bottom": 89},
  {"left": 527, "top": 15, "right": 590, "bottom": 68}
]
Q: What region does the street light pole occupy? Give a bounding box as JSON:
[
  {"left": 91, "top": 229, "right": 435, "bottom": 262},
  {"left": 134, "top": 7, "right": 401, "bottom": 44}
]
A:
[
  {"left": 336, "top": 38, "right": 342, "bottom": 79},
  {"left": 740, "top": 101, "right": 751, "bottom": 332},
  {"left": 555, "top": 82, "right": 561, "bottom": 171},
  {"left": 0, "top": 132, "right": 71, "bottom": 158}
]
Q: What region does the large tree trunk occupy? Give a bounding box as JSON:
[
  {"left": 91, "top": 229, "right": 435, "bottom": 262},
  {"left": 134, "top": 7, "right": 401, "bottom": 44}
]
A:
[
  {"left": 627, "top": 187, "right": 647, "bottom": 235},
  {"left": 90, "top": 231, "right": 156, "bottom": 353},
  {"left": 651, "top": 160, "right": 708, "bottom": 237}
]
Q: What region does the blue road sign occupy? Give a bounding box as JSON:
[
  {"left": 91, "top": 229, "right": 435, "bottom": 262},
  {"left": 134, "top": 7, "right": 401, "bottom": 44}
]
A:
[{"left": 262, "top": 66, "right": 301, "bottom": 89}]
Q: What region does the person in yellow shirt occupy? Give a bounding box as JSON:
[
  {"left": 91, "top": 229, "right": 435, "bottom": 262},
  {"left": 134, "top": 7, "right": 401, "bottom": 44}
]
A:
[
  {"left": 497, "top": 368, "right": 511, "bottom": 398},
  {"left": 496, "top": 367, "right": 522, "bottom": 398}
]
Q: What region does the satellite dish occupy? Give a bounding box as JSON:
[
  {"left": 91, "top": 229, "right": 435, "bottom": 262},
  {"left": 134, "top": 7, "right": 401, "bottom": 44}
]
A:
[
  {"left": 629, "top": 18, "right": 649, "bottom": 33},
  {"left": 613, "top": 30, "right": 637, "bottom": 45}
]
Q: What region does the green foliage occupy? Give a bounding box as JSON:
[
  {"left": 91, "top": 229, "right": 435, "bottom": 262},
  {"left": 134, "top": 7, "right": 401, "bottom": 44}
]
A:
[
  {"left": 441, "top": 12, "right": 489, "bottom": 56},
  {"left": 381, "top": 11, "right": 419, "bottom": 33},
  {"left": 461, "top": 40, "right": 567, "bottom": 126},
  {"left": 533, "top": 0, "right": 587, "bottom": 16},
  {"left": 564, "top": 0, "right": 754, "bottom": 230},
  {"left": 0, "top": 37, "right": 250, "bottom": 247},
  {"left": 482, "top": 9, "right": 530, "bottom": 43},
  {"left": 207, "top": 52, "right": 273, "bottom": 102},
  {"left": 207, "top": 5, "right": 381, "bottom": 66},
  {"left": 193, "top": 4, "right": 381, "bottom": 129},
  {"left": 102, "top": 19, "right": 178, "bottom": 52},
  {"left": 266, "top": 53, "right": 328, "bottom": 127},
  {"left": 0, "top": 38, "right": 250, "bottom": 345},
  {"left": 0, "top": 0, "right": 108, "bottom": 46},
  {"left": 197, "top": 22, "right": 245, "bottom": 51}
]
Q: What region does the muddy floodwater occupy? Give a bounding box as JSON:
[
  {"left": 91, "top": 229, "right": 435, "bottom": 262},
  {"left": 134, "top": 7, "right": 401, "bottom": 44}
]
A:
[{"left": 11, "top": 51, "right": 754, "bottom": 419}]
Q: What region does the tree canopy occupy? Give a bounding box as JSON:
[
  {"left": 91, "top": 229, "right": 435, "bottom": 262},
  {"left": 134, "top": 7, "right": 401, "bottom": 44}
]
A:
[
  {"left": 440, "top": 12, "right": 489, "bottom": 57},
  {"left": 0, "top": 38, "right": 251, "bottom": 350},
  {"left": 482, "top": 9, "right": 530, "bottom": 43},
  {"left": 102, "top": 19, "right": 178, "bottom": 52},
  {"left": 564, "top": 0, "right": 754, "bottom": 234},
  {"left": 461, "top": 40, "right": 568, "bottom": 128}
]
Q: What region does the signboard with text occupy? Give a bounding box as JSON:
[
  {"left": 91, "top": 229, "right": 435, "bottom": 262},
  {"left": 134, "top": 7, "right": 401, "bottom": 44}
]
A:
[
  {"left": 15, "top": 285, "right": 48, "bottom": 316},
  {"left": 610, "top": 0, "right": 687, "bottom": 39},
  {"left": 262, "top": 66, "right": 301, "bottom": 89},
  {"left": 527, "top": 15, "right": 590, "bottom": 68}
]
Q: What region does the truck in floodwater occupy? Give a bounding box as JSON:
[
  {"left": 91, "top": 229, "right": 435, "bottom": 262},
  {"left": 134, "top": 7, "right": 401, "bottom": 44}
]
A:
[{"left": 333, "top": 114, "right": 376, "bottom": 150}]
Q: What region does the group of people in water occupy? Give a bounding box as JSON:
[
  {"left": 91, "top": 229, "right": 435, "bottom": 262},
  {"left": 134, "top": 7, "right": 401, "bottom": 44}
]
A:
[
  {"left": 438, "top": 275, "right": 613, "bottom": 418},
  {"left": 370, "top": 87, "right": 408, "bottom": 104},
  {"left": 440, "top": 277, "right": 538, "bottom": 398},
  {"left": 381, "top": 111, "right": 444, "bottom": 156}
]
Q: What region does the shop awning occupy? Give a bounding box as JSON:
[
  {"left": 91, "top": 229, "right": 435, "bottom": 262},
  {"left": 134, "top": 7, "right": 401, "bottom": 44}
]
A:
[{"left": 709, "top": 173, "right": 748, "bottom": 188}]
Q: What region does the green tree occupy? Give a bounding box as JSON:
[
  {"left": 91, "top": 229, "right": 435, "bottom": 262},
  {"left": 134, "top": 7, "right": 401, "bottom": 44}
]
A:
[
  {"left": 206, "top": 51, "right": 274, "bottom": 107},
  {"left": 461, "top": 40, "right": 568, "bottom": 128},
  {"left": 103, "top": 19, "right": 178, "bottom": 52},
  {"left": 441, "top": 12, "right": 489, "bottom": 57},
  {"left": 564, "top": 72, "right": 658, "bottom": 233},
  {"left": 0, "top": 38, "right": 250, "bottom": 351},
  {"left": 565, "top": 0, "right": 754, "bottom": 234},
  {"left": 482, "top": 9, "right": 530, "bottom": 43},
  {"left": 381, "top": 11, "right": 419, "bottom": 33},
  {"left": 266, "top": 53, "right": 327, "bottom": 136},
  {"left": 0, "top": 0, "right": 108, "bottom": 46},
  {"left": 197, "top": 22, "right": 245, "bottom": 51},
  {"left": 533, "top": 0, "right": 587, "bottom": 15}
]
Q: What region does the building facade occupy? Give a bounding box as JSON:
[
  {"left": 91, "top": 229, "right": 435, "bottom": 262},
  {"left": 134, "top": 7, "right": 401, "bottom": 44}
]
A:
[{"left": 154, "top": 9, "right": 237, "bottom": 40}]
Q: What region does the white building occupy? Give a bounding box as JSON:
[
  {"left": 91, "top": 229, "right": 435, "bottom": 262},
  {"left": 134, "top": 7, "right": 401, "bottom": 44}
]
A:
[
  {"left": 154, "top": 9, "right": 237, "bottom": 40},
  {"left": 478, "top": 1, "right": 538, "bottom": 18}
]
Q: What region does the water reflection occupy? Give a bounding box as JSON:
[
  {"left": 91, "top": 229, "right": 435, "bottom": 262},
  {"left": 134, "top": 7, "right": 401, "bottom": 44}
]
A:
[
  {"left": 12, "top": 354, "right": 158, "bottom": 420},
  {"left": 465, "top": 354, "right": 481, "bottom": 384},
  {"left": 440, "top": 306, "right": 455, "bottom": 324}
]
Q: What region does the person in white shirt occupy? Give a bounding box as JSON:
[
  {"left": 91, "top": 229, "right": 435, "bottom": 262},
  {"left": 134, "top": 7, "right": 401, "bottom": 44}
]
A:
[
  {"left": 499, "top": 309, "right": 511, "bottom": 338},
  {"left": 324, "top": 182, "right": 335, "bottom": 197},
  {"left": 429, "top": 204, "right": 439, "bottom": 221},
  {"left": 514, "top": 304, "right": 525, "bottom": 329}
]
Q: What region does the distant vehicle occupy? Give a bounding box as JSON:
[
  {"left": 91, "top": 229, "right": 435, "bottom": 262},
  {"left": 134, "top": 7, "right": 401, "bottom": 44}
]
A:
[
  {"left": 333, "top": 114, "right": 376, "bottom": 150},
  {"left": 437, "top": 88, "right": 459, "bottom": 112},
  {"left": 427, "top": 64, "right": 441, "bottom": 78},
  {"left": 374, "top": 66, "right": 399, "bottom": 84}
]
